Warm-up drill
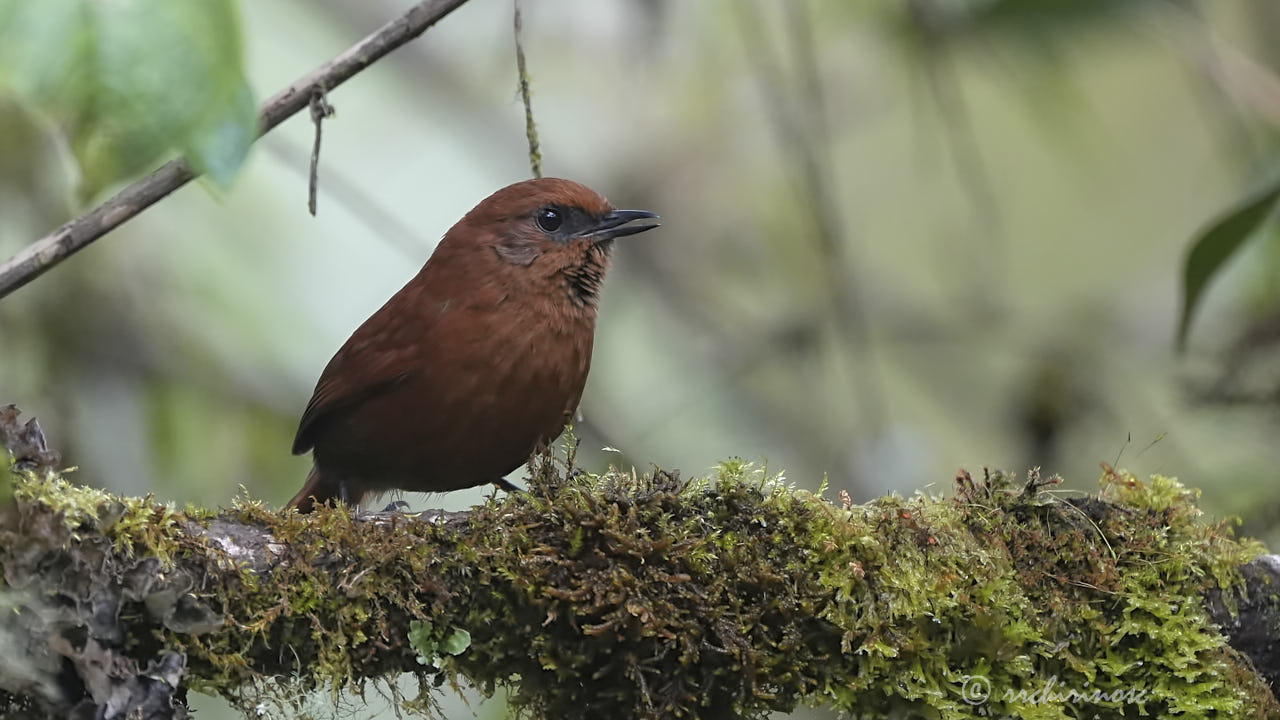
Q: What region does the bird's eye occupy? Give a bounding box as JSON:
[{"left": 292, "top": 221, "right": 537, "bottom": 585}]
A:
[{"left": 536, "top": 207, "right": 563, "bottom": 233}]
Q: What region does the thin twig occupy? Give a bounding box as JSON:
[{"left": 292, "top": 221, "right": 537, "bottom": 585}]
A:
[
  {"left": 308, "top": 88, "right": 336, "bottom": 216},
  {"left": 0, "top": 0, "right": 471, "bottom": 301},
  {"left": 513, "top": 0, "right": 542, "bottom": 178}
]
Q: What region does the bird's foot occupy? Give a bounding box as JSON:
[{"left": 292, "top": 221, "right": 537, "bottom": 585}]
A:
[{"left": 355, "top": 499, "right": 414, "bottom": 524}]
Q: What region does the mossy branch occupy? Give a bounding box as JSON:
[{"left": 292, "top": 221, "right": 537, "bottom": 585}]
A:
[{"left": 0, "top": 451, "right": 1278, "bottom": 719}]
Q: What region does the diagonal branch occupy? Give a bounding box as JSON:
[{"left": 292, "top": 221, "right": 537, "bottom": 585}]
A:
[{"left": 0, "top": 0, "right": 471, "bottom": 301}]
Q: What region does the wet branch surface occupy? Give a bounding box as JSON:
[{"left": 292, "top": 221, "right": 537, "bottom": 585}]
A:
[{"left": 0, "top": 0, "right": 471, "bottom": 301}]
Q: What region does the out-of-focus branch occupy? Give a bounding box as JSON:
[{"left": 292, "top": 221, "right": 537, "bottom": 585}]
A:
[
  {"left": 0, "top": 0, "right": 471, "bottom": 301},
  {"left": 905, "top": 0, "right": 1008, "bottom": 316},
  {"left": 262, "top": 136, "right": 429, "bottom": 263},
  {"left": 731, "top": 2, "right": 890, "bottom": 489}
]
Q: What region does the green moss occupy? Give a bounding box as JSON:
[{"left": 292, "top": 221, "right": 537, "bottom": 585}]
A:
[
  {"left": 415, "top": 463, "right": 1271, "bottom": 719},
  {"left": 9, "top": 467, "right": 202, "bottom": 565},
  {"left": 2, "top": 458, "right": 1274, "bottom": 720},
  {"left": 0, "top": 454, "right": 13, "bottom": 507}
]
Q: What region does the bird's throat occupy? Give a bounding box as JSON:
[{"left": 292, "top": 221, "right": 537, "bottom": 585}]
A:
[{"left": 564, "top": 241, "right": 613, "bottom": 309}]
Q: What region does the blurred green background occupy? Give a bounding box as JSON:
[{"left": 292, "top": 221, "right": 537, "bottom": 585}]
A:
[{"left": 2, "top": 0, "right": 1280, "bottom": 717}]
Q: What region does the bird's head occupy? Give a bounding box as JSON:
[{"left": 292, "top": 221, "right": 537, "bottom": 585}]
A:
[{"left": 440, "top": 177, "right": 659, "bottom": 309}]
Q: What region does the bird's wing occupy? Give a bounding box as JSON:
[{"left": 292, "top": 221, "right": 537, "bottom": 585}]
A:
[
  {"left": 291, "top": 358, "right": 411, "bottom": 455},
  {"left": 291, "top": 288, "right": 428, "bottom": 455}
]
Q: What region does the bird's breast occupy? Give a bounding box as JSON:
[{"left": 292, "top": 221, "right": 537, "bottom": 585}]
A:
[{"left": 379, "top": 295, "right": 594, "bottom": 489}]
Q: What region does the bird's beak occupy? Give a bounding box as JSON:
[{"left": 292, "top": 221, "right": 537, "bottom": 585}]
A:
[{"left": 579, "top": 209, "right": 660, "bottom": 240}]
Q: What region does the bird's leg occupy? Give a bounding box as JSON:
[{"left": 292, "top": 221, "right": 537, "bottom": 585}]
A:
[
  {"left": 338, "top": 480, "right": 357, "bottom": 509},
  {"left": 338, "top": 479, "right": 380, "bottom": 514},
  {"left": 381, "top": 499, "right": 412, "bottom": 512},
  {"left": 493, "top": 478, "right": 524, "bottom": 493}
]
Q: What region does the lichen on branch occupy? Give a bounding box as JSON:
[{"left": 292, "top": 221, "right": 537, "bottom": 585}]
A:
[{"left": 0, "top": 438, "right": 1275, "bottom": 719}]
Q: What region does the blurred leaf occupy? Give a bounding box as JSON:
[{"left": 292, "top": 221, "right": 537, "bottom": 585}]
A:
[
  {"left": 0, "top": 0, "right": 92, "bottom": 110},
  {"left": 1177, "top": 178, "right": 1280, "bottom": 351},
  {"left": 0, "top": 0, "right": 255, "bottom": 197},
  {"left": 185, "top": 80, "right": 257, "bottom": 188}
]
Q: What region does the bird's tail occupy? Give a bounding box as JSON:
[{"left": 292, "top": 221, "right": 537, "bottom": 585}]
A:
[{"left": 287, "top": 467, "right": 359, "bottom": 513}]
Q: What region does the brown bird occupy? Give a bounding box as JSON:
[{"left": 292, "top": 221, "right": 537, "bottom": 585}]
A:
[{"left": 287, "top": 178, "right": 659, "bottom": 512}]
